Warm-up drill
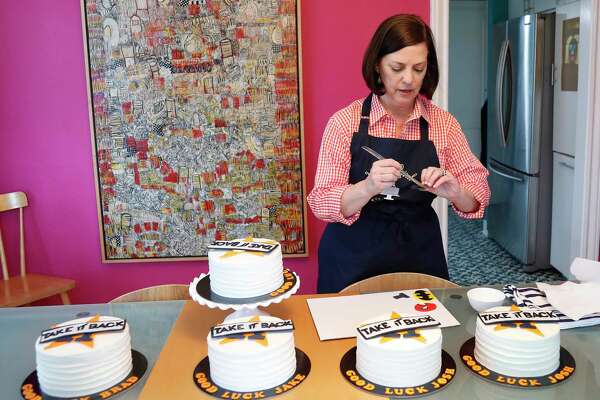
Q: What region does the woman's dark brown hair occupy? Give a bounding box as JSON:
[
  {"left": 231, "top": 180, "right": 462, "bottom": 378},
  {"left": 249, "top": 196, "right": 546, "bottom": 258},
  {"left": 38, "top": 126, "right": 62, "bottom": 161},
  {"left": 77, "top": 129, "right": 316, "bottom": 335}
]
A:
[{"left": 362, "top": 14, "right": 439, "bottom": 99}]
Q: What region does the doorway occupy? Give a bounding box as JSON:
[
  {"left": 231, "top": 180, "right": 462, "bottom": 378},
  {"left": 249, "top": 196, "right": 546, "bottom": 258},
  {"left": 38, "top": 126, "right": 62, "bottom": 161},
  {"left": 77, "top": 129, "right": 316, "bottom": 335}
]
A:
[{"left": 446, "top": 0, "right": 564, "bottom": 285}]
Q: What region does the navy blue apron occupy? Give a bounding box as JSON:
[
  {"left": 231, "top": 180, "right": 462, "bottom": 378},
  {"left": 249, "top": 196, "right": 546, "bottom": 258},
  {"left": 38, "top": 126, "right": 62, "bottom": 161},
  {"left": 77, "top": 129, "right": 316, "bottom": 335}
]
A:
[{"left": 317, "top": 93, "right": 448, "bottom": 293}]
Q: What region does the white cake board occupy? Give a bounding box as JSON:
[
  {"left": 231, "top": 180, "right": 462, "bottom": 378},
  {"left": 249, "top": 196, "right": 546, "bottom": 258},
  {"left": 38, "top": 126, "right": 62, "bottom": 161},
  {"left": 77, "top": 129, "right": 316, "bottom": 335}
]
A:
[
  {"left": 307, "top": 289, "right": 461, "bottom": 341},
  {"left": 188, "top": 270, "right": 300, "bottom": 311}
]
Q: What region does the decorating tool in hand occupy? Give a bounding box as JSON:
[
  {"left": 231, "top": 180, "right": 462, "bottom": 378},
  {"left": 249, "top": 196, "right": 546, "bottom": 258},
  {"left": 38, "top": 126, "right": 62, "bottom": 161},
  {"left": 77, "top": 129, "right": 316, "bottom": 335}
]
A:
[{"left": 361, "top": 146, "right": 426, "bottom": 189}]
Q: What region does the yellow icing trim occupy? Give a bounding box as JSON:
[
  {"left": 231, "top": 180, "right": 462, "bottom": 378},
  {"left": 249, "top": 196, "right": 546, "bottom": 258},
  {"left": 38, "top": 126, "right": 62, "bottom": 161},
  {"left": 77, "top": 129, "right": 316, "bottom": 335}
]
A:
[
  {"left": 43, "top": 315, "right": 101, "bottom": 350},
  {"left": 493, "top": 307, "right": 545, "bottom": 336},
  {"left": 218, "top": 315, "right": 270, "bottom": 346}
]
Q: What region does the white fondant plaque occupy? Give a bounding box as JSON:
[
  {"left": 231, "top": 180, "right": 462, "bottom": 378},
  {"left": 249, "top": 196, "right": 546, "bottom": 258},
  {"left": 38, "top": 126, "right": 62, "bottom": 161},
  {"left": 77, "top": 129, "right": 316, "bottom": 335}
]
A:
[
  {"left": 478, "top": 309, "right": 559, "bottom": 325},
  {"left": 210, "top": 319, "right": 294, "bottom": 338},
  {"left": 208, "top": 240, "right": 279, "bottom": 253},
  {"left": 356, "top": 315, "right": 440, "bottom": 340},
  {"left": 40, "top": 318, "right": 126, "bottom": 343}
]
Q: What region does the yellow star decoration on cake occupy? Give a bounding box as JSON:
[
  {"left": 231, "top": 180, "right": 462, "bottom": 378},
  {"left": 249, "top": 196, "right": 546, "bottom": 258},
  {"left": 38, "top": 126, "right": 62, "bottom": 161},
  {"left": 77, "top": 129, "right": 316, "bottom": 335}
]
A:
[
  {"left": 44, "top": 315, "right": 101, "bottom": 350},
  {"left": 493, "top": 305, "right": 544, "bottom": 336},
  {"left": 379, "top": 312, "right": 426, "bottom": 344},
  {"left": 219, "top": 237, "right": 278, "bottom": 259},
  {"left": 219, "top": 316, "right": 269, "bottom": 347}
]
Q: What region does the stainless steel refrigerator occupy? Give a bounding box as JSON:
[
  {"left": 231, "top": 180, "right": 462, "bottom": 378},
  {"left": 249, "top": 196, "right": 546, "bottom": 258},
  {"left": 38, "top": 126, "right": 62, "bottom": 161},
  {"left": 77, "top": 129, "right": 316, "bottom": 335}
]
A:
[{"left": 487, "top": 14, "right": 555, "bottom": 272}]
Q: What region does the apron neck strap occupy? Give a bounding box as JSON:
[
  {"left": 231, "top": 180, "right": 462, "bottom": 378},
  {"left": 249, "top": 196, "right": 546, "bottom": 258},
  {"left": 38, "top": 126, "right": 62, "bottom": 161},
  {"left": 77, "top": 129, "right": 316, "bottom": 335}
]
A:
[
  {"left": 419, "top": 116, "right": 429, "bottom": 141},
  {"left": 360, "top": 94, "right": 429, "bottom": 141},
  {"left": 358, "top": 93, "right": 373, "bottom": 135}
]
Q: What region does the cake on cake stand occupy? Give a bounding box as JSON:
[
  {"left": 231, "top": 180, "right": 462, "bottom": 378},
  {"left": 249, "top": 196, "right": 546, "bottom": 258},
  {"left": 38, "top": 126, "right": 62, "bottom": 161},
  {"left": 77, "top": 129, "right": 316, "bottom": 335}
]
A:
[{"left": 188, "top": 267, "right": 300, "bottom": 319}]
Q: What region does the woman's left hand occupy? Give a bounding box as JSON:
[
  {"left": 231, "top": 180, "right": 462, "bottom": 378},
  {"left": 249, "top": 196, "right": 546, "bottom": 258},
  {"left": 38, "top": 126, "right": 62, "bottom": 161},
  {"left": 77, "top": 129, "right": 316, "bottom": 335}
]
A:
[{"left": 420, "top": 166, "right": 461, "bottom": 201}]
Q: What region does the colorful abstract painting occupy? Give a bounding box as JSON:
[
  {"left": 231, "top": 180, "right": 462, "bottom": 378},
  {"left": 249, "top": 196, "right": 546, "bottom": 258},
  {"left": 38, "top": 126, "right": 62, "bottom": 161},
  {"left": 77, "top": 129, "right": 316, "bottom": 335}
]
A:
[{"left": 82, "top": 0, "right": 306, "bottom": 261}]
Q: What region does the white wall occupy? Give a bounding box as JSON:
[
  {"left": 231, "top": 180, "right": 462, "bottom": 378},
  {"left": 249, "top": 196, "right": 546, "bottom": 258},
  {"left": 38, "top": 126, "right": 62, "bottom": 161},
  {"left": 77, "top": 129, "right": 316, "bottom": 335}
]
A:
[{"left": 449, "top": 0, "right": 487, "bottom": 158}]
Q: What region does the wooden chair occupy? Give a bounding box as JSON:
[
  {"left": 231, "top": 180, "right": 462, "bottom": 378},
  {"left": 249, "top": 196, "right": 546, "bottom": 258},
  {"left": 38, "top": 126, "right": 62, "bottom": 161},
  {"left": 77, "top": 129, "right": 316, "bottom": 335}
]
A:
[
  {"left": 339, "top": 272, "right": 460, "bottom": 295},
  {"left": 109, "top": 284, "right": 191, "bottom": 303},
  {"left": 0, "top": 192, "right": 75, "bottom": 307}
]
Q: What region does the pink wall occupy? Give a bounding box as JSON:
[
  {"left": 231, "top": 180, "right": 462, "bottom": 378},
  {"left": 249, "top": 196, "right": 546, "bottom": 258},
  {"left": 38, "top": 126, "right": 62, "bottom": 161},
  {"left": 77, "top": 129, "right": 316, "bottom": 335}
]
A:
[{"left": 0, "top": 1, "right": 428, "bottom": 304}]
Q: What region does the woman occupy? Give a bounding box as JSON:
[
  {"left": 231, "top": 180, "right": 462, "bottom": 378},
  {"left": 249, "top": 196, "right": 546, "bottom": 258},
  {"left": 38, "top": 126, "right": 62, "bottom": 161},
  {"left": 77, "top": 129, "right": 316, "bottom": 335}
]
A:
[{"left": 308, "top": 14, "right": 490, "bottom": 293}]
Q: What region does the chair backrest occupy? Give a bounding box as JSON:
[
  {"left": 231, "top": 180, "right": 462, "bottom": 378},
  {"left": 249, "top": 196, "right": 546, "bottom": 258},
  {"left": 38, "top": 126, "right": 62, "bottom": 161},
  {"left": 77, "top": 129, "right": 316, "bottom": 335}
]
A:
[
  {"left": 339, "top": 272, "right": 460, "bottom": 295},
  {"left": 109, "top": 284, "right": 191, "bottom": 303},
  {"left": 0, "top": 192, "right": 28, "bottom": 280}
]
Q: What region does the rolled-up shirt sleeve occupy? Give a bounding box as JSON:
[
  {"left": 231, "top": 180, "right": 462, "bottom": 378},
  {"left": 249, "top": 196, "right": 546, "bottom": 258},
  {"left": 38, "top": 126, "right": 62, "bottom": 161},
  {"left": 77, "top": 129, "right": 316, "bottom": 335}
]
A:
[
  {"left": 444, "top": 115, "right": 490, "bottom": 219},
  {"left": 307, "top": 116, "right": 360, "bottom": 225}
]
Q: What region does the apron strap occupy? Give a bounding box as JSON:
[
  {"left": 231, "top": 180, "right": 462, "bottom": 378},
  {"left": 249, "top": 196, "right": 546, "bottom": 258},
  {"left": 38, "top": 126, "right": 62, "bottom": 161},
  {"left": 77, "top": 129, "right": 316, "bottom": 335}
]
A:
[
  {"left": 419, "top": 116, "right": 429, "bottom": 141},
  {"left": 361, "top": 95, "right": 428, "bottom": 141},
  {"left": 358, "top": 93, "right": 373, "bottom": 135}
]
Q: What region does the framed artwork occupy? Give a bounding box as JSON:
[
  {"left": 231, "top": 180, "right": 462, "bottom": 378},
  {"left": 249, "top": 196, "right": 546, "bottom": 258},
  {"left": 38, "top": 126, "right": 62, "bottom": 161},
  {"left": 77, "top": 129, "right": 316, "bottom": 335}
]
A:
[{"left": 81, "top": 0, "right": 307, "bottom": 262}]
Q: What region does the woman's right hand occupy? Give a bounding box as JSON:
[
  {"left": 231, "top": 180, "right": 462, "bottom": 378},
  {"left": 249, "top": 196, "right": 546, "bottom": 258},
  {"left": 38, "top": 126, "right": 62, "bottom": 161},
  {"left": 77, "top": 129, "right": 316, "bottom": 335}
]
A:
[{"left": 364, "top": 159, "right": 403, "bottom": 196}]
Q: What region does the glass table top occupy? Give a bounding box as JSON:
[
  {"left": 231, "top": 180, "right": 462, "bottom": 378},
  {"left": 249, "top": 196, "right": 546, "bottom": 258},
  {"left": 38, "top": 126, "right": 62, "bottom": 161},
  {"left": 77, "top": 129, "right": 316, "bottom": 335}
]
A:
[
  {"left": 0, "top": 301, "right": 184, "bottom": 400},
  {"left": 1, "top": 286, "right": 599, "bottom": 399}
]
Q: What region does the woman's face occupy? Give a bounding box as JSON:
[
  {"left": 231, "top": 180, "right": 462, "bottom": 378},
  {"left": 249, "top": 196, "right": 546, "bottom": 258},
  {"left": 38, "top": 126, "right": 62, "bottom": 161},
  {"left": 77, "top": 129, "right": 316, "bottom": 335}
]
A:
[{"left": 377, "top": 42, "right": 428, "bottom": 109}]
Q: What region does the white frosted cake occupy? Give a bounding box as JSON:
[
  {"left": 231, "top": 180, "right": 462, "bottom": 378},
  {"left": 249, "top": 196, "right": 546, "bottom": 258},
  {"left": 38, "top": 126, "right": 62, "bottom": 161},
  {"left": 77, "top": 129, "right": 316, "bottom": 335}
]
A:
[
  {"left": 208, "top": 237, "right": 283, "bottom": 298},
  {"left": 35, "top": 316, "right": 132, "bottom": 398},
  {"left": 474, "top": 306, "right": 560, "bottom": 377},
  {"left": 207, "top": 315, "right": 296, "bottom": 392},
  {"left": 356, "top": 312, "right": 442, "bottom": 387}
]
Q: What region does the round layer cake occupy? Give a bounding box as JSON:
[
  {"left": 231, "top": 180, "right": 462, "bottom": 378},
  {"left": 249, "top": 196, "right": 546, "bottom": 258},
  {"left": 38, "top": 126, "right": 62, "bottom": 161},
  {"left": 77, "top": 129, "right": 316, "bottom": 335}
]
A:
[
  {"left": 35, "top": 316, "right": 132, "bottom": 398},
  {"left": 208, "top": 238, "right": 283, "bottom": 298},
  {"left": 356, "top": 313, "right": 442, "bottom": 387},
  {"left": 474, "top": 306, "right": 560, "bottom": 377},
  {"left": 207, "top": 315, "right": 296, "bottom": 392}
]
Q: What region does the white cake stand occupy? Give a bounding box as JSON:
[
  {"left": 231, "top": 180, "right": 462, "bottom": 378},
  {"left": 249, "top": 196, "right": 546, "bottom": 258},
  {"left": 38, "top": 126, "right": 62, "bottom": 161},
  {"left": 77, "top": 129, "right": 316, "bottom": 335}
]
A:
[{"left": 188, "top": 269, "right": 301, "bottom": 320}]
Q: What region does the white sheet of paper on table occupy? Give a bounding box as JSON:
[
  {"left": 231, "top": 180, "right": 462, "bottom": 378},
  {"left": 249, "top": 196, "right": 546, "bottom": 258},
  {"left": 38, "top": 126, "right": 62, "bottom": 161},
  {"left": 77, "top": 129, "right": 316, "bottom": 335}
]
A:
[
  {"left": 306, "top": 289, "right": 461, "bottom": 341},
  {"left": 537, "top": 281, "right": 600, "bottom": 321},
  {"left": 533, "top": 257, "right": 600, "bottom": 321}
]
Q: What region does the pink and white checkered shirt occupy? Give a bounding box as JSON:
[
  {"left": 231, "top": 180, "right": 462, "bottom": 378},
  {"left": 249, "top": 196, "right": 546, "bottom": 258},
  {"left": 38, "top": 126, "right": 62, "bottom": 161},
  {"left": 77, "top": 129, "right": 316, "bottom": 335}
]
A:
[{"left": 308, "top": 94, "right": 490, "bottom": 225}]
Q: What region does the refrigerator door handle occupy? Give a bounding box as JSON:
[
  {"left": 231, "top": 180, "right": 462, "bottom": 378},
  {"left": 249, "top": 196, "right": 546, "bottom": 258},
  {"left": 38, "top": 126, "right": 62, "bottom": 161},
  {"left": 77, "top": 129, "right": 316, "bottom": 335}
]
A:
[
  {"left": 489, "top": 164, "right": 524, "bottom": 183},
  {"left": 558, "top": 160, "right": 574, "bottom": 170},
  {"left": 495, "top": 39, "right": 510, "bottom": 147}
]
